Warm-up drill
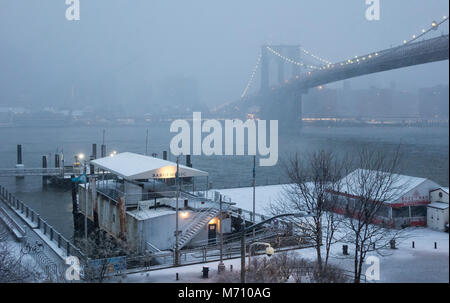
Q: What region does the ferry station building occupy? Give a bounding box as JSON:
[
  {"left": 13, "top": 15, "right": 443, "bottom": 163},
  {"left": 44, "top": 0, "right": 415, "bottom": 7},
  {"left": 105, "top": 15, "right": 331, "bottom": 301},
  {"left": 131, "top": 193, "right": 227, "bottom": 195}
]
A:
[{"left": 330, "top": 169, "right": 449, "bottom": 230}]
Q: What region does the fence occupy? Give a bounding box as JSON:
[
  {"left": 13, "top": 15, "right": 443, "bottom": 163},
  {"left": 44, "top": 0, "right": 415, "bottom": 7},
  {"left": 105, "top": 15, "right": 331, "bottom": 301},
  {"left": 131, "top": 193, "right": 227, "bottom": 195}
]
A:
[{"left": 0, "top": 184, "right": 85, "bottom": 262}]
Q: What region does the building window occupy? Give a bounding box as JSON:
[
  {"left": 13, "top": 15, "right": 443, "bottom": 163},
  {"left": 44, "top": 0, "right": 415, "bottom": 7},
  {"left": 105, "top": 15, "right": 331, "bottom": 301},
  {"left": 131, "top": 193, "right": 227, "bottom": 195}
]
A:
[
  {"left": 411, "top": 206, "right": 427, "bottom": 217},
  {"left": 392, "top": 207, "right": 409, "bottom": 218},
  {"left": 375, "top": 205, "right": 389, "bottom": 217}
]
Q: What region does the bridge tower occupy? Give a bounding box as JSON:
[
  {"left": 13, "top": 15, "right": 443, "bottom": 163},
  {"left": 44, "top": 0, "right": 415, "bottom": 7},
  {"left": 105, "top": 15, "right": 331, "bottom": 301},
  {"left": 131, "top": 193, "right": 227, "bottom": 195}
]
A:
[
  {"left": 260, "top": 44, "right": 301, "bottom": 91},
  {"left": 260, "top": 45, "right": 270, "bottom": 91}
]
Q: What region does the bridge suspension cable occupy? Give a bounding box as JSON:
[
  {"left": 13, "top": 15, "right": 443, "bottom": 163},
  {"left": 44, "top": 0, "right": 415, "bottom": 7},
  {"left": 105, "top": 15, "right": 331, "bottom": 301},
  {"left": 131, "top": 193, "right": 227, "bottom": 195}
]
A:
[
  {"left": 265, "top": 46, "right": 320, "bottom": 70},
  {"left": 402, "top": 16, "right": 448, "bottom": 46},
  {"left": 301, "top": 48, "right": 332, "bottom": 65},
  {"left": 315, "top": 16, "right": 448, "bottom": 71},
  {"left": 240, "top": 53, "right": 262, "bottom": 99}
]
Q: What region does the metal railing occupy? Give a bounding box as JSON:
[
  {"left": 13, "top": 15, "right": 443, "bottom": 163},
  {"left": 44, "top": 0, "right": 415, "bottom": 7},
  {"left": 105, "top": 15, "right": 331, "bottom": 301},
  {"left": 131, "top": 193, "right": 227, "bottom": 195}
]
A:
[
  {"left": 0, "top": 206, "right": 26, "bottom": 240},
  {"left": 0, "top": 167, "right": 64, "bottom": 177},
  {"left": 0, "top": 184, "right": 85, "bottom": 262}
]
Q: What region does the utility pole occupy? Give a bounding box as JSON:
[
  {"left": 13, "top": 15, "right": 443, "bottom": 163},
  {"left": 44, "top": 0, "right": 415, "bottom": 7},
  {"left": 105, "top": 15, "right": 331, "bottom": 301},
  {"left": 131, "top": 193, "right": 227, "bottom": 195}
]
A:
[
  {"left": 218, "top": 195, "right": 225, "bottom": 273},
  {"left": 84, "top": 161, "right": 88, "bottom": 241},
  {"left": 240, "top": 217, "right": 246, "bottom": 283},
  {"left": 252, "top": 155, "right": 256, "bottom": 238},
  {"left": 175, "top": 156, "right": 180, "bottom": 266},
  {"left": 145, "top": 129, "right": 149, "bottom": 156}
]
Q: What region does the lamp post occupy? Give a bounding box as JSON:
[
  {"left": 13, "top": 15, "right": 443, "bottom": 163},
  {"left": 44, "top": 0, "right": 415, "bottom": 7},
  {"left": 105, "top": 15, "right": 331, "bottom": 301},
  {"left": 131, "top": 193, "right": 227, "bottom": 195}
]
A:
[
  {"left": 240, "top": 212, "right": 311, "bottom": 283},
  {"left": 174, "top": 156, "right": 180, "bottom": 266},
  {"left": 218, "top": 195, "right": 225, "bottom": 273},
  {"left": 252, "top": 155, "right": 256, "bottom": 238},
  {"left": 77, "top": 153, "right": 89, "bottom": 241}
]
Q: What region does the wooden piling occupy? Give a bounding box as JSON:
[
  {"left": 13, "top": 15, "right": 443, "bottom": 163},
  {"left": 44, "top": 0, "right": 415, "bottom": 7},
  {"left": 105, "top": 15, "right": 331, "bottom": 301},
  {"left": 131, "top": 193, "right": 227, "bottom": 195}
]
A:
[
  {"left": 101, "top": 144, "right": 106, "bottom": 158},
  {"left": 17, "top": 145, "right": 22, "bottom": 165},
  {"left": 55, "top": 154, "right": 60, "bottom": 168},
  {"left": 16, "top": 145, "right": 24, "bottom": 179},
  {"left": 42, "top": 156, "right": 48, "bottom": 185},
  {"left": 92, "top": 144, "right": 97, "bottom": 159}
]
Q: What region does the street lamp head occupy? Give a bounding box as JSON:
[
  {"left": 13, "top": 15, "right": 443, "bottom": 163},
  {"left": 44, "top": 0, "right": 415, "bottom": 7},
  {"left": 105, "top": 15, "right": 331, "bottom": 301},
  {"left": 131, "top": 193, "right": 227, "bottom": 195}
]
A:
[
  {"left": 293, "top": 211, "right": 310, "bottom": 218},
  {"left": 78, "top": 153, "right": 85, "bottom": 160},
  {"left": 266, "top": 246, "right": 274, "bottom": 257}
]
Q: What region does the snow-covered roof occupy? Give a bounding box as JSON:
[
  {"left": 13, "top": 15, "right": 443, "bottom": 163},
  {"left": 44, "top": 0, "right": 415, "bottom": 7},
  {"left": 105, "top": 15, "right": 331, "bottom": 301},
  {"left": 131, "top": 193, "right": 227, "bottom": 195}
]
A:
[
  {"left": 217, "top": 183, "right": 314, "bottom": 216},
  {"left": 431, "top": 187, "right": 449, "bottom": 195},
  {"left": 340, "top": 169, "right": 433, "bottom": 203},
  {"left": 127, "top": 207, "right": 176, "bottom": 221},
  {"left": 428, "top": 202, "right": 449, "bottom": 210},
  {"left": 91, "top": 152, "right": 208, "bottom": 180}
]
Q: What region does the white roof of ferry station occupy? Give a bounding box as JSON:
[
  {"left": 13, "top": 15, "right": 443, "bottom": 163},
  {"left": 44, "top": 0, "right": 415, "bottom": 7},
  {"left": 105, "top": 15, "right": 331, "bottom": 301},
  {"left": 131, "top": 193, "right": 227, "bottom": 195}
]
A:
[{"left": 91, "top": 152, "right": 208, "bottom": 180}]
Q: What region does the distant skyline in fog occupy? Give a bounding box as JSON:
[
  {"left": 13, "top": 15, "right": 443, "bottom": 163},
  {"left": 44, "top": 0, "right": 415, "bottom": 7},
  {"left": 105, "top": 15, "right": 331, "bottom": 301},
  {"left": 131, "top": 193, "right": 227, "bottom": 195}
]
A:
[{"left": 0, "top": 0, "right": 448, "bottom": 111}]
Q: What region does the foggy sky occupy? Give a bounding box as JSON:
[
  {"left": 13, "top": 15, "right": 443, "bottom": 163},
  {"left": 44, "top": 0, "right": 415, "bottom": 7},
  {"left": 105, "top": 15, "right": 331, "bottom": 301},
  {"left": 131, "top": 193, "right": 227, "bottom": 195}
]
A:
[{"left": 0, "top": 0, "right": 448, "bottom": 110}]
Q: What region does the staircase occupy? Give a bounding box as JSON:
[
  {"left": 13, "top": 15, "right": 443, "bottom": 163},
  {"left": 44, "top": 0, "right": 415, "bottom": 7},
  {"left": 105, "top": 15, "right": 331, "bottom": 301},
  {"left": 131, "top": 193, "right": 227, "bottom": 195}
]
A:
[{"left": 175, "top": 208, "right": 219, "bottom": 250}]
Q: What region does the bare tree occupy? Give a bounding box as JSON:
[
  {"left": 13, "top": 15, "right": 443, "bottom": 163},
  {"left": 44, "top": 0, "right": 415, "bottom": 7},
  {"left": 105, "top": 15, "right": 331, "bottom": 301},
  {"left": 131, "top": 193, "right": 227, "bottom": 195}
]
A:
[
  {"left": 271, "top": 150, "right": 345, "bottom": 272},
  {"left": 0, "top": 226, "right": 41, "bottom": 283},
  {"left": 80, "top": 232, "right": 130, "bottom": 283},
  {"left": 340, "top": 146, "right": 405, "bottom": 283}
]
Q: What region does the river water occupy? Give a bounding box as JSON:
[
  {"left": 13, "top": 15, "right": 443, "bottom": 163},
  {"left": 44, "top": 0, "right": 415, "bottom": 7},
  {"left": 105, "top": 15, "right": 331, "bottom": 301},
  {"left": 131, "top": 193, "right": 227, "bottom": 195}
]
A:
[{"left": 0, "top": 124, "right": 448, "bottom": 239}]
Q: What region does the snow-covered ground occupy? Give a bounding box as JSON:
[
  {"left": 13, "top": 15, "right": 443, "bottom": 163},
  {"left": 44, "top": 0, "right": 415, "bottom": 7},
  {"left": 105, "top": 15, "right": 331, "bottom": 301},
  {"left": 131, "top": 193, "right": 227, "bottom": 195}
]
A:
[{"left": 111, "top": 226, "right": 448, "bottom": 283}]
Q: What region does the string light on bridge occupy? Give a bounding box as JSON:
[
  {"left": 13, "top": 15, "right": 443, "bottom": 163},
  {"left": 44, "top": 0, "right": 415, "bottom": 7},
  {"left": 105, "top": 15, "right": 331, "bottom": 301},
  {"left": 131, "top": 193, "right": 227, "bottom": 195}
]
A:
[
  {"left": 301, "top": 48, "right": 332, "bottom": 65},
  {"left": 266, "top": 46, "right": 320, "bottom": 70},
  {"left": 401, "top": 16, "right": 448, "bottom": 46},
  {"left": 240, "top": 53, "right": 262, "bottom": 99}
]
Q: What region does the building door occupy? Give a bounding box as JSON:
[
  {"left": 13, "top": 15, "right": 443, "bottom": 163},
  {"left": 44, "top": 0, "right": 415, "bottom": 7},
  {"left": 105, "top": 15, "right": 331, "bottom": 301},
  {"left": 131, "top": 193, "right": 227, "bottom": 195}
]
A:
[{"left": 208, "top": 224, "right": 217, "bottom": 245}]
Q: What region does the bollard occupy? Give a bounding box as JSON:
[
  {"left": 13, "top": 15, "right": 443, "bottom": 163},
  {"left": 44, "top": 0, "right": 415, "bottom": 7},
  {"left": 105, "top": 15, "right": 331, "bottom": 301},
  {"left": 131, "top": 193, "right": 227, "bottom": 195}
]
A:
[
  {"left": 230, "top": 264, "right": 233, "bottom": 272},
  {"left": 390, "top": 239, "right": 396, "bottom": 249},
  {"left": 202, "top": 267, "right": 209, "bottom": 279},
  {"left": 176, "top": 273, "right": 179, "bottom": 281},
  {"left": 412, "top": 241, "right": 415, "bottom": 248},
  {"left": 50, "top": 228, "right": 53, "bottom": 241},
  {"left": 342, "top": 245, "right": 349, "bottom": 255},
  {"left": 58, "top": 234, "right": 61, "bottom": 248},
  {"left": 434, "top": 242, "right": 437, "bottom": 249}
]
